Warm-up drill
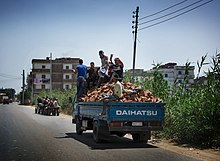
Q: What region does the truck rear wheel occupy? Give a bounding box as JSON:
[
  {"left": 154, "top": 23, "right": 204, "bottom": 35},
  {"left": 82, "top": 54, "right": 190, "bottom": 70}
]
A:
[
  {"left": 76, "top": 118, "right": 83, "bottom": 135},
  {"left": 93, "top": 121, "right": 102, "bottom": 143}
]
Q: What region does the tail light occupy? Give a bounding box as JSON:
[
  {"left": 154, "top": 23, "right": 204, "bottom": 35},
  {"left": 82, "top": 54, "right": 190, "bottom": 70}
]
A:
[{"left": 110, "top": 122, "right": 122, "bottom": 127}]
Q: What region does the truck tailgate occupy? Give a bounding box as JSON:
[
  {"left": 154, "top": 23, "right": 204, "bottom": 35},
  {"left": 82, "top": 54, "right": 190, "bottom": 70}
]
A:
[
  {"left": 106, "top": 102, "right": 165, "bottom": 131},
  {"left": 107, "top": 102, "right": 165, "bottom": 122}
]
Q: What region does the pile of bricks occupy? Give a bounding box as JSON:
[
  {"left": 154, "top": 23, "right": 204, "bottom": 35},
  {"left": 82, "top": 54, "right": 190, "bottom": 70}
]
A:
[{"left": 81, "top": 81, "right": 162, "bottom": 103}]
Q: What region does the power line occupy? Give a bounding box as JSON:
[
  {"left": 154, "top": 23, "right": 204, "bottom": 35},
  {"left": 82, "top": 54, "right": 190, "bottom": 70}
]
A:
[
  {"left": 138, "top": 0, "right": 213, "bottom": 31},
  {"left": 139, "top": 0, "right": 188, "bottom": 20},
  {"left": 0, "top": 79, "right": 21, "bottom": 83},
  {"left": 139, "top": 0, "right": 205, "bottom": 26},
  {"left": 0, "top": 73, "right": 21, "bottom": 80}
]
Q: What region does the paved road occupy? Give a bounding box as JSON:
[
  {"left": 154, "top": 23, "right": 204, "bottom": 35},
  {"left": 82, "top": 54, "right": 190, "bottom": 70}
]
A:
[{"left": 0, "top": 103, "right": 201, "bottom": 161}]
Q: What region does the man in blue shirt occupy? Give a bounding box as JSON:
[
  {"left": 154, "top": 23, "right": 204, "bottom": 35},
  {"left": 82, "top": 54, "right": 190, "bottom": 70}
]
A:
[{"left": 73, "top": 59, "right": 87, "bottom": 101}]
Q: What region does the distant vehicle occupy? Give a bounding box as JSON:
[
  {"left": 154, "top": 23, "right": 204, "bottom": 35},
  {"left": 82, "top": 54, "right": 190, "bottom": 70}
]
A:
[
  {"left": 0, "top": 93, "right": 6, "bottom": 104},
  {"left": 3, "top": 96, "right": 9, "bottom": 104},
  {"left": 35, "top": 103, "right": 60, "bottom": 116}
]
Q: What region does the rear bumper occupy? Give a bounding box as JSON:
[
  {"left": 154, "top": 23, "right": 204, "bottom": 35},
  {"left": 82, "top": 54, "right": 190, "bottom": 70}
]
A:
[{"left": 109, "top": 126, "right": 163, "bottom": 132}]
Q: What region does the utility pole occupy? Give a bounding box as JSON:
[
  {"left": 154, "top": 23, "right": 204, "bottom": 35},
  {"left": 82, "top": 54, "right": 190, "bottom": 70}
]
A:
[
  {"left": 50, "top": 53, "right": 52, "bottom": 98},
  {"left": 22, "top": 69, "right": 25, "bottom": 105},
  {"left": 132, "top": 6, "right": 139, "bottom": 83},
  {"left": 31, "top": 72, "right": 34, "bottom": 103}
]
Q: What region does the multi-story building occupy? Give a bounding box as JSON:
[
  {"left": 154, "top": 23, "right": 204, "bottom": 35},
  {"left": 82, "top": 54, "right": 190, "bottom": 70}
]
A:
[
  {"left": 31, "top": 57, "right": 80, "bottom": 96},
  {"left": 145, "top": 63, "right": 195, "bottom": 89},
  {"left": 127, "top": 69, "right": 144, "bottom": 81},
  {"left": 128, "top": 63, "right": 195, "bottom": 89}
]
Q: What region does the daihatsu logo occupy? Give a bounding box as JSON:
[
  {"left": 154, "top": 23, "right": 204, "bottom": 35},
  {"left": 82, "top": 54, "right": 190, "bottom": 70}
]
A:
[{"left": 116, "top": 110, "right": 157, "bottom": 116}]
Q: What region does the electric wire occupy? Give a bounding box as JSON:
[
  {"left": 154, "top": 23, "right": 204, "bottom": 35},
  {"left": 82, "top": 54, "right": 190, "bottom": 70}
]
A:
[
  {"left": 0, "top": 73, "right": 21, "bottom": 80},
  {"left": 139, "top": 0, "right": 188, "bottom": 20},
  {"left": 0, "top": 79, "right": 21, "bottom": 83},
  {"left": 139, "top": 0, "right": 205, "bottom": 26},
  {"left": 138, "top": 0, "right": 213, "bottom": 31}
]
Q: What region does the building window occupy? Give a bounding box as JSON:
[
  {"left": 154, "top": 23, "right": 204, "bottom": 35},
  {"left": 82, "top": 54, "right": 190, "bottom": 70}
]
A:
[
  {"left": 42, "top": 65, "right": 45, "bottom": 69},
  {"left": 65, "top": 84, "right": 70, "bottom": 90},
  {"left": 65, "top": 75, "right": 70, "bottom": 79},
  {"left": 65, "top": 66, "right": 69, "bottom": 70},
  {"left": 178, "top": 71, "right": 182, "bottom": 75},
  {"left": 164, "top": 74, "right": 168, "bottom": 78},
  {"left": 41, "top": 84, "right": 45, "bottom": 89},
  {"left": 42, "top": 75, "right": 46, "bottom": 79}
]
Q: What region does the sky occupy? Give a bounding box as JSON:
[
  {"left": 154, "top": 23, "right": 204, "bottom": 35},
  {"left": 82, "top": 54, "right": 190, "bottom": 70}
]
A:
[{"left": 0, "top": 0, "right": 220, "bottom": 94}]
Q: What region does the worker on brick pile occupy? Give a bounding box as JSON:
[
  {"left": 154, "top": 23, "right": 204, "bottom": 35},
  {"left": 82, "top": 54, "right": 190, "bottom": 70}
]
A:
[
  {"left": 97, "top": 50, "right": 109, "bottom": 87},
  {"left": 109, "top": 57, "right": 124, "bottom": 83},
  {"left": 107, "top": 54, "right": 114, "bottom": 81},
  {"left": 73, "top": 59, "right": 87, "bottom": 101},
  {"left": 87, "top": 62, "right": 98, "bottom": 90}
]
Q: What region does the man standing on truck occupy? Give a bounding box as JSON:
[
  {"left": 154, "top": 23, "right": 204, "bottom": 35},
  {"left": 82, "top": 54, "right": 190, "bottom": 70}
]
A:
[
  {"left": 73, "top": 59, "right": 87, "bottom": 101},
  {"left": 97, "top": 50, "right": 109, "bottom": 87},
  {"left": 87, "top": 62, "right": 97, "bottom": 90},
  {"left": 109, "top": 57, "right": 124, "bottom": 83}
]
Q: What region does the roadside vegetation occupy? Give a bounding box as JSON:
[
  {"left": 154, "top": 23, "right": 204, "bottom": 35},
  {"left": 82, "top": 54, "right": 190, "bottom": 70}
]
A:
[{"left": 125, "top": 53, "right": 220, "bottom": 148}]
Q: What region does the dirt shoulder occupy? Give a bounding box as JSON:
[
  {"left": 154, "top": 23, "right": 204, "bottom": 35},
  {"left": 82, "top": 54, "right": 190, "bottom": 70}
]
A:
[{"left": 148, "top": 139, "right": 220, "bottom": 161}]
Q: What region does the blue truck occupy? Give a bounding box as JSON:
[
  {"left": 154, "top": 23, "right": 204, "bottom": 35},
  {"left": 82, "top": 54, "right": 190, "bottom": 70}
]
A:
[{"left": 72, "top": 99, "right": 165, "bottom": 143}]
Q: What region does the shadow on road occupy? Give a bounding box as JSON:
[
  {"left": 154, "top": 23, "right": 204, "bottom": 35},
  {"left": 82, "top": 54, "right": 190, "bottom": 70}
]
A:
[{"left": 55, "top": 132, "right": 158, "bottom": 150}]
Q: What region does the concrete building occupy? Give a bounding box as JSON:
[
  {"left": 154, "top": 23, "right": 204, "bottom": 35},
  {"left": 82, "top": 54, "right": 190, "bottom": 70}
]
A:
[
  {"left": 146, "top": 63, "right": 195, "bottom": 89},
  {"left": 31, "top": 57, "right": 80, "bottom": 96},
  {"left": 127, "top": 69, "right": 144, "bottom": 82},
  {"left": 128, "top": 63, "right": 195, "bottom": 89}
]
